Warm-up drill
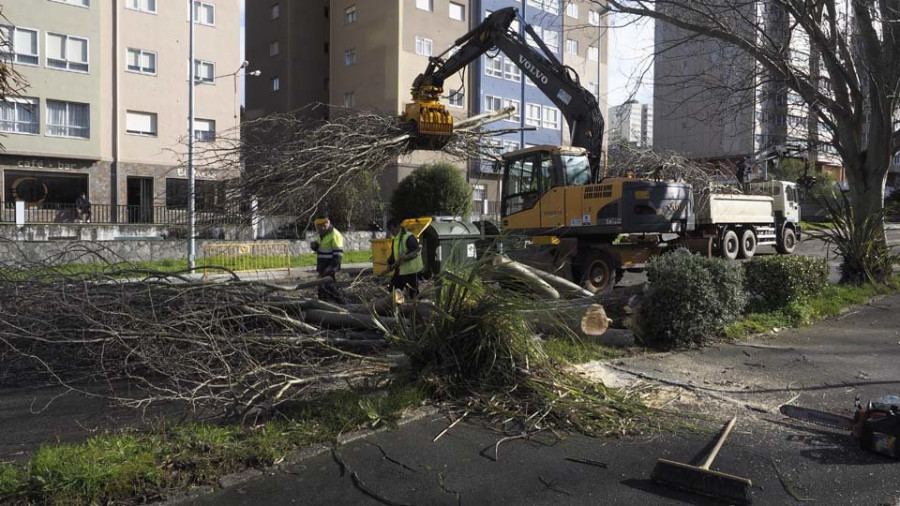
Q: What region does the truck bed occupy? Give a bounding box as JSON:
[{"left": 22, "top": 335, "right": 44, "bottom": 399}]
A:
[{"left": 696, "top": 194, "right": 774, "bottom": 225}]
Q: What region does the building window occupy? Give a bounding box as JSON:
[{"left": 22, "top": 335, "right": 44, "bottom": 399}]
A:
[
  {"left": 415, "top": 36, "right": 433, "bottom": 56},
  {"left": 484, "top": 95, "right": 502, "bottom": 113},
  {"left": 485, "top": 54, "right": 503, "bottom": 77},
  {"left": 271, "top": 76, "right": 280, "bottom": 91},
  {"left": 566, "top": 2, "right": 578, "bottom": 18},
  {"left": 449, "top": 2, "right": 465, "bottom": 21},
  {"left": 502, "top": 140, "right": 520, "bottom": 153},
  {"left": 0, "top": 26, "right": 39, "bottom": 65},
  {"left": 125, "top": 110, "right": 157, "bottom": 136},
  {"left": 503, "top": 57, "right": 521, "bottom": 82},
  {"left": 526, "top": 0, "right": 542, "bottom": 10},
  {"left": 588, "top": 81, "right": 599, "bottom": 98},
  {"left": 542, "top": 29, "right": 559, "bottom": 53},
  {"left": 192, "top": 1, "right": 215, "bottom": 26},
  {"left": 271, "top": 3, "right": 280, "bottom": 19},
  {"left": 126, "top": 0, "right": 156, "bottom": 14},
  {"left": 193, "top": 59, "right": 215, "bottom": 83},
  {"left": 448, "top": 90, "right": 464, "bottom": 108},
  {"left": 589, "top": 10, "right": 600, "bottom": 26},
  {"left": 0, "top": 97, "right": 39, "bottom": 135},
  {"left": 588, "top": 45, "right": 598, "bottom": 61},
  {"left": 343, "top": 91, "right": 356, "bottom": 107},
  {"left": 50, "top": 0, "right": 90, "bottom": 7},
  {"left": 126, "top": 48, "right": 156, "bottom": 75},
  {"left": 46, "top": 33, "right": 89, "bottom": 73},
  {"left": 193, "top": 118, "right": 215, "bottom": 142},
  {"left": 565, "top": 38, "right": 578, "bottom": 55},
  {"left": 525, "top": 103, "right": 542, "bottom": 127},
  {"left": 46, "top": 100, "right": 89, "bottom": 139},
  {"left": 544, "top": 0, "right": 559, "bottom": 15},
  {"left": 166, "top": 178, "right": 224, "bottom": 211},
  {"left": 345, "top": 5, "right": 357, "bottom": 24},
  {"left": 503, "top": 99, "right": 521, "bottom": 122},
  {"left": 542, "top": 106, "right": 560, "bottom": 129},
  {"left": 269, "top": 41, "right": 280, "bottom": 57},
  {"left": 416, "top": 0, "right": 433, "bottom": 12},
  {"left": 473, "top": 184, "right": 486, "bottom": 203},
  {"left": 344, "top": 47, "right": 356, "bottom": 66}
]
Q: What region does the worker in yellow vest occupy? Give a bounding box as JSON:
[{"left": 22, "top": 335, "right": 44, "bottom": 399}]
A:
[
  {"left": 386, "top": 218, "right": 424, "bottom": 297},
  {"left": 310, "top": 216, "right": 344, "bottom": 301}
]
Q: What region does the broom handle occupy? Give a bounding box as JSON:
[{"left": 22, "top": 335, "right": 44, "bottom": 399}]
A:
[{"left": 700, "top": 417, "right": 737, "bottom": 470}]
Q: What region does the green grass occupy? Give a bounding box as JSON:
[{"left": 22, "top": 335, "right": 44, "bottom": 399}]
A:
[
  {"left": 724, "top": 276, "right": 899, "bottom": 339},
  {"left": 11, "top": 250, "right": 373, "bottom": 279},
  {"left": 543, "top": 336, "right": 625, "bottom": 364},
  {"left": 0, "top": 383, "right": 425, "bottom": 506}
]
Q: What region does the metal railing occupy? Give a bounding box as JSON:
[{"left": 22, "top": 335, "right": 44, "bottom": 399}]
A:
[{"left": 0, "top": 201, "right": 248, "bottom": 226}]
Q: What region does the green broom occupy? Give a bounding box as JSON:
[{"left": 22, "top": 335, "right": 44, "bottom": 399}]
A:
[{"left": 651, "top": 417, "right": 753, "bottom": 504}]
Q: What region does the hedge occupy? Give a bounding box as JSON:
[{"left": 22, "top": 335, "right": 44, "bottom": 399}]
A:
[
  {"left": 634, "top": 250, "right": 745, "bottom": 348},
  {"left": 743, "top": 255, "right": 828, "bottom": 312}
]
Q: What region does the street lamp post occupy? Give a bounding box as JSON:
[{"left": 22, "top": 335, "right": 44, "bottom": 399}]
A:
[{"left": 188, "top": 0, "right": 196, "bottom": 269}]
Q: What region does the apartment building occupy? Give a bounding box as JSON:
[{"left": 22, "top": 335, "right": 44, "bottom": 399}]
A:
[
  {"left": 652, "top": 1, "right": 844, "bottom": 180},
  {"left": 246, "top": 0, "right": 608, "bottom": 213},
  {"left": 0, "top": 0, "right": 240, "bottom": 220},
  {"left": 608, "top": 100, "right": 651, "bottom": 150}
]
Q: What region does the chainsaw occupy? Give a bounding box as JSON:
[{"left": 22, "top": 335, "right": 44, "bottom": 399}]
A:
[{"left": 779, "top": 395, "right": 900, "bottom": 459}]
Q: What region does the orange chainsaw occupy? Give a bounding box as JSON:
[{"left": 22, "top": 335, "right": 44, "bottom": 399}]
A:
[{"left": 780, "top": 395, "right": 900, "bottom": 459}]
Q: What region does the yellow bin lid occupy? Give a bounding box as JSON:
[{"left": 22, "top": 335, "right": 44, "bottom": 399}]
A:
[{"left": 400, "top": 217, "right": 432, "bottom": 238}]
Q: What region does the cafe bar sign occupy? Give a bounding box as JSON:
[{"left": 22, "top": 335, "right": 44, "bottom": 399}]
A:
[{"left": 2, "top": 155, "right": 93, "bottom": 171}]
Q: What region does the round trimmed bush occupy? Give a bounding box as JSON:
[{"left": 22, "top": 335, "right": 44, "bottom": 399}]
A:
[
  {"left": 743, "top": 255, "right": 828, "bottom": 312},
  {"left": 634, "top": 250, "right": 746, "bottom": 348},
  {"left": 390, "top": 162, "right": 472, "bottom": 220}
]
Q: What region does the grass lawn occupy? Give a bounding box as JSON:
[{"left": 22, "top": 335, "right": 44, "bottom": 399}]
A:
[
  {"left": 35, "top": 250, "right": 374, "bottom": 278},
  {"left": 724, "top": 276, "right": 899, "bottom": 339},
  {"left": 0, "top": 384, "right": 425, "bottom": 505}
]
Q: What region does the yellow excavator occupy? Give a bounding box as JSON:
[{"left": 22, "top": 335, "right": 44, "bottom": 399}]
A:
[{"left": 401, "top": 7, "right": 694, "bottom": 292}]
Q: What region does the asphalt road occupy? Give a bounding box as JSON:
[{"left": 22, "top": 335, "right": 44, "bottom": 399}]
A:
[{"left": 179, "top": 293, "right": 900, "bottom": 506}]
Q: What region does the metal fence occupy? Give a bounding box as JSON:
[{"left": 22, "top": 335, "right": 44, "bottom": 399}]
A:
[
  {"left": 200, "top": 241, "right": 292, "bottom": 278},
  {"left": 0, "top": 201, "right": 247, "bottom": 226}
]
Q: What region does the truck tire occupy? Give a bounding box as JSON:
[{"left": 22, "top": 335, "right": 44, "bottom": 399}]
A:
[
  {"left": 721, "top": 229, "right": 740, "bottom": 261},
  {"left": 776, "top": 227, "right": 797, "bottom": 254},
  {"left": 738, "top": 228, "right": 757, "bottom": 259},
  {"left": 578, "top": 249, "right": 616, "bottom": 294}
]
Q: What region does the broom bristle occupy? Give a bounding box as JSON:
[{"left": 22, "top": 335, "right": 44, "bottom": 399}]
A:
[{"left": 651, "top": 459, "right": 753, "bottom": 505}]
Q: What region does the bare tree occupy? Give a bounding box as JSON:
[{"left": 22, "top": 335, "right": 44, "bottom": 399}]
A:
[{"left": 600, "top": 1, "right": 900, "bottom": 250}]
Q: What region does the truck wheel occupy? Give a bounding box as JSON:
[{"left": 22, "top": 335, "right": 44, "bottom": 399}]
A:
[
  {"left": 738, "top": 229, "right": 757, "bottom": 259},
  {"left": 578, "top": 250, "right": 616, "bottom": 294},
  {"left": 721, "top": 229, "right": 740, "bottom": 261},
  {"left": 776, "top": 227, "right": 797, "bottom": 254}
]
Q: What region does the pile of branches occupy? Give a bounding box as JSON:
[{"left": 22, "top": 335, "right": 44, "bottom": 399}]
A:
[
  {"left": 391, "top": 258, "right": 649, "bottom": 437},
  {"left": 607, "top": 145, "right": 744, "bottom": 209},
  {"left": 0, "top": 244, "right": 399, "bottom": 418},
  {"left": 184, "top": 104, "right": 516, "bottom": 224}
]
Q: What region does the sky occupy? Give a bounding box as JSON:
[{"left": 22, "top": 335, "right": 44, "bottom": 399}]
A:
[
  {"left": 238, "top": 3, "right": 656, "bottom": 110},
  {"left": 605, "top": 13, "right": 655, "bottom": 108}
]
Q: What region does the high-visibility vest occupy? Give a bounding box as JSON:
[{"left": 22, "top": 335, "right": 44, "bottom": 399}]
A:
[
  {"left": 393, "top": 229, "right": 423, "bottom": 276},
  {"left": 317, "top": 227, "right": 344, "bottom": 266}
]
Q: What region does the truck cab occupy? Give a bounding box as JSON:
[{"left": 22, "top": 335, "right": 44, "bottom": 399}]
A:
[{"left": 745, "top": 180, "right": 801, "bottom": 227}]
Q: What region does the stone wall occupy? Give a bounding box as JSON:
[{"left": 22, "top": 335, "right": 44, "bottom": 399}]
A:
[{"left": 0, "top": 230, "right": 385, "bottom": 266}]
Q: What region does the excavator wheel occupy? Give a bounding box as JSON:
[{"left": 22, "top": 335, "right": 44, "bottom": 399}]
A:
[{"left": 577, "top": 249, "right": 617, "bottom": 294}]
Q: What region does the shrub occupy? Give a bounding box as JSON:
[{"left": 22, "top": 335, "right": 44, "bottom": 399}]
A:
[
  {"left": 390, "top": 162, "right": 472, "bottom": 220},
  {"left": 634, "top": 250, "right": 745, "bottom": 348},
  {"left": 743, "top": 255, "right": 829, "bottom": 312},
  {"left": 806, "top": 191, "right": 897, "bottom": 284}
]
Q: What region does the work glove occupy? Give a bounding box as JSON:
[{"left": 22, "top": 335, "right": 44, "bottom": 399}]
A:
[{"left": 310, "top": 241, "right": 319, "bottom": 252}]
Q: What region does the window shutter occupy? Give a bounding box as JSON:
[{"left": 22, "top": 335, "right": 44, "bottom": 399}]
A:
[{"left": 47, "top": 34, "right": 65, "bottom": 60}]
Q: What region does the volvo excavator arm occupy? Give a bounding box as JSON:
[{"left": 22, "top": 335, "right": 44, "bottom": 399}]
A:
[{"left": 403, "top": 7, "right": 606, "bottom": 181}]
